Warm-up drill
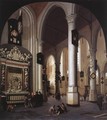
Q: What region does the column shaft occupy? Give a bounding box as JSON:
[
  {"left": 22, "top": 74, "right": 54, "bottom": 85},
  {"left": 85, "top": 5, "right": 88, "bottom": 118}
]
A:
[
  {"left": 89, "top": 49, "right": 97, "bottom": 102},
  {"left": 55, "top": 62, "right": 61, "bottom": 100},
  {"left": 66, "top": 14, "right": 79, "bottom": 106}
]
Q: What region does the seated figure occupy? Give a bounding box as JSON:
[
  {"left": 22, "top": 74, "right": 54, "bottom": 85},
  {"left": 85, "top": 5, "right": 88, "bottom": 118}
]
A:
[{"left": 49, "top": 105, "right": 56, "bottom": 115}]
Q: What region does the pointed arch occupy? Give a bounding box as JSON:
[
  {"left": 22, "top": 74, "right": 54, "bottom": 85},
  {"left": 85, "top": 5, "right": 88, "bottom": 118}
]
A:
[
  {"left": 37, "top": 2, "right": 68, "bottom": 44},
  {"left": 78, "top": 37, "right": 90, "bottom": 73},
  {"left": 96, "top": 27, "right": 106, "bottom": 71}
]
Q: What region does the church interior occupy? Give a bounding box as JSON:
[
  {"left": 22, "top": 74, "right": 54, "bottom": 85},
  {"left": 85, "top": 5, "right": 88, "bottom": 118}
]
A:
[{"left": 0, "top": 0, "right": 107, "bottom": 110}]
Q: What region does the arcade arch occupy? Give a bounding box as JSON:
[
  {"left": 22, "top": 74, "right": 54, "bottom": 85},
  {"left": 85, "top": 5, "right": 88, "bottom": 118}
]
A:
[
  {"left": 77, "top": 37, "right": 90, "bottom": 96},
  {"left": 46, "top": 55, "right": 55, "bottom": 94},
  {"left": 60, "top": 47, "right": 68, "bottom": 95},
  {"left": 96, "top": 28, "right": 106, "bottom": 95}
]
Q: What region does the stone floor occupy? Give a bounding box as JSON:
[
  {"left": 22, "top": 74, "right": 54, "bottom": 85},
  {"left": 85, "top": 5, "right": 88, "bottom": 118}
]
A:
[{"left": 0, "top": 96, "right": 107, "bottom": 120}]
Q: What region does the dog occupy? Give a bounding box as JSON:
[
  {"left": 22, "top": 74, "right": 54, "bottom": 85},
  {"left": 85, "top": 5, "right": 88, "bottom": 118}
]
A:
[
  {"left": 7, "top": 104, "right": 16, "bottom": 112},
  {"left": 49, "top": 105, "right": 56, "bottom": 115}
]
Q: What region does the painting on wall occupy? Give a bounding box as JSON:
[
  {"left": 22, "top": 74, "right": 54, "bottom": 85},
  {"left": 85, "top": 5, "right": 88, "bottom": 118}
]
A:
[{"left": 7, "top": 67, "right": 22, "bottom": 93}]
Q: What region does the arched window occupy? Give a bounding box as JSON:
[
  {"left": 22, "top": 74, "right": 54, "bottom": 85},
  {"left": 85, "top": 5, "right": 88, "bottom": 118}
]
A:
[
  {"left": 77, "top": 37, "right": 90, "bottom": 72},
  {"left": 60, "top": 48, "right": 68, "bottom": 77}
]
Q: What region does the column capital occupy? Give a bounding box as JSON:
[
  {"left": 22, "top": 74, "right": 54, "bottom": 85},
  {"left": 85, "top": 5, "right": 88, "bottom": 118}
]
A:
[{"left": 66, "top": 14, "right": 77, "bottom": 24}]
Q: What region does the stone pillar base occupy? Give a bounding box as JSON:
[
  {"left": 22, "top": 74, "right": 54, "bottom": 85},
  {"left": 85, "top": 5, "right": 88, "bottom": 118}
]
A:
[
  {"left": 66, "top": 86, "right": 80, "bottom": 106},
  {"left": 89, "top": 90, "right": 97, "bottom": 102}
]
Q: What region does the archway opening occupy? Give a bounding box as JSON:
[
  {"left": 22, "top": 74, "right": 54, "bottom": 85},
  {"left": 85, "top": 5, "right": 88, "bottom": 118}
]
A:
[
  {"left": 78, "top": 37, "right": 90, "bottom": 98},
  {"left": 60, "top": 47, "right": 68, "bottom": 95},
  {"left": 46, "top": 55, "right": 55, "bottom": 95}
]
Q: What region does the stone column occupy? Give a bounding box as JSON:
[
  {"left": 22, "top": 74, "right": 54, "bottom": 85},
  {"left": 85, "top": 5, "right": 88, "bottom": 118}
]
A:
[
  {"left": 100, "top": 72, "right": 105, "bottom": 95},
  {"left": 55, "top": 62, "right": 61, "bottom": 100},
  {"left": 37, "top": 40, "right": 43, "bottom": 92},
  {"left": 66, "top": 14, "right": 79, "bottom": 106},
  {"left": 24, "top": 68, "right": 29, "bottom": 91},
  {"left": 89, "top": 49, "right": 97, "bottom": 102},
  {"left": 32, "top": 38, "right": 37, "bottom": 92},
  {"left": 1, "top": 65, "right": 5, "bottom": 91},
  {"left": 42, "top": 66, "right": 48, "bottom": 102}
]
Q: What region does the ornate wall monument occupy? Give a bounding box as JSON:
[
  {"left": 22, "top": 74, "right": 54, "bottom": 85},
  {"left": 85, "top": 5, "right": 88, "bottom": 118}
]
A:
[{"left": 0, "top": 44, "right": 32, "bottom": 103}]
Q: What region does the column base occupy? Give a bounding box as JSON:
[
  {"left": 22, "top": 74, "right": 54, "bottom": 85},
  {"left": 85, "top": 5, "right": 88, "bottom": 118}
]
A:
[
  {"left": 66, "top": 86, "right": 80, "bottom": 106},
  {"left": 89, "top": 90, "right": 97, "bottom": 102}
]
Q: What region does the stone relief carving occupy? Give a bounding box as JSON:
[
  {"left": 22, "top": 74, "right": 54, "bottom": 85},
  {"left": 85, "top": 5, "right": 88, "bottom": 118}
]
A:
[
  {"left": 7, "top": 74, "right": 22, "bottom": 93},
  {"left": 24, "top": 68, "right": 29, "bottom": 91},
  {"left": 0, "top": 46, "right": 31, "bottom": 93},
  {"left": 1, "top": 65, "right": 5, "bottom": 91},
  {"left": 0, "top": 46, "right": 32, "bottom": 62},
  {"left": 0, "top": 48, "right": 7, "bottom": 58}
]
